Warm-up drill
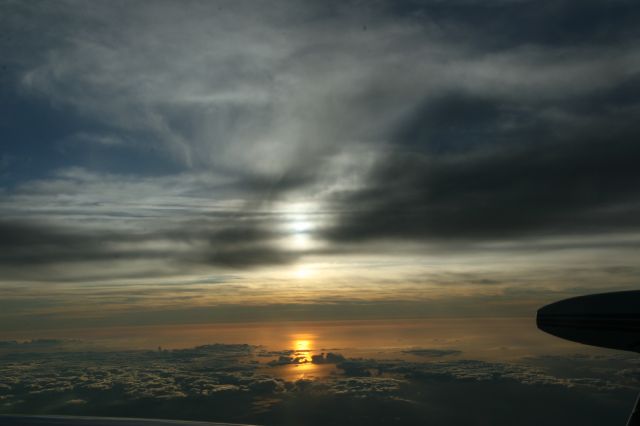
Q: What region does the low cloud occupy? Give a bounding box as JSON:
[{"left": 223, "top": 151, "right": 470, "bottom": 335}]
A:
[
  {"left": 0, "top": 342, "right": 636, "bottom": 426},
  {"left": 402, "top": 348, "right": 462, "bottom": 358}
]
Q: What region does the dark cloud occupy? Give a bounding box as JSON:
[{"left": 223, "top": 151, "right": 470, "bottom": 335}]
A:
[
  {"left": 324, "top": 82, "right": 640, "bottom": 242},
  {"left": 0, "top": 339, "right": 65, "bottom": 348},
  {"left": 395, "top": 92, "right": 514, "bottom": 154},
  {"left": 0, "top": 219, "right": 298, "bottom": 275},
  {"left": 402, "top": 348, "right": 462, "bottom": 357},
  {"left": 322, "top": 2, "right": 640, "bottom": 245},
  {"left": 389, "top": 0, "right": 640, "bottom": 49}
]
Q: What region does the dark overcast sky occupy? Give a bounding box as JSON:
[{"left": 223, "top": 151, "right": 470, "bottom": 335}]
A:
[{"left": 1, "top": 0, "right": 640, "bottom": 329}]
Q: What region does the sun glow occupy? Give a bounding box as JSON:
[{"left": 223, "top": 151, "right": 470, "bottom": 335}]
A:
[
  {"left": 295, "top": 339, "right": 312, "bottom": 351},
  {"left": 291, "top": 334, "right": 315, "bottom": 363},
  {"left": 291, "top": 232, "right": 311, "bottom": 249},
  {"left": 278, "top": 201, "right": 320, "bottom": 251},
  {"left": 290, "top": 219, "right": 313, "bottom": 233},
  {"left": 294, "top": 265, "right": 312, "bottom": 279},
  {"left": 285, "top": 212, "right": 315, "bottom": 250}
]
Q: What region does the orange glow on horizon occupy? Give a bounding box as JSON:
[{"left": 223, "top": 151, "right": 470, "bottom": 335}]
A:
[
  {"left": 291, "top": 334, "right": 315, "bottom": 362},
  {"left": 295, "top": 339, "right": 312, "bottom": 352}
]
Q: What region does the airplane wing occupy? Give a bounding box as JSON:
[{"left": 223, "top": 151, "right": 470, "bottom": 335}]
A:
[
  {"left": 537, "top": 290, "right": 640, "bottom": 426},
  {"left": 537, "top": 290, "right": 640, "bottom": 352}
]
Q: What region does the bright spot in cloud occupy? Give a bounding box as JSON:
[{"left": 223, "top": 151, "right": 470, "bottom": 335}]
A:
[
  {"left": 294, "top": 266, "right": 312, "bottom": 279},
  {"left": 283, "top": 211, "right": 316, "bottom": 250},
  {"left": 291, "top": 232, "right": 311, "bottom": 249},
  {"left": 291, "top": 219, "right": 313, "bottom": 233}
]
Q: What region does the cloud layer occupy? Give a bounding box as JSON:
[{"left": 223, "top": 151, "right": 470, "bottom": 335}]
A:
[{"left": 0, "top": 342, "right": 636, "bottom": 426}]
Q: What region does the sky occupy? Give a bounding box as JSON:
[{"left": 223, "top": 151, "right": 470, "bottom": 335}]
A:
[{"left": 2, "top": 0, "right": 640, "bottom": 333}]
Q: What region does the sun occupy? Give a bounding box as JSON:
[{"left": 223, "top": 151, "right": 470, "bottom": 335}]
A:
[
  {"left": 294, "top": 339, "right": 312, "bottom": 352},
  {"left": 291, "top": 334, "right": 315, "bottom": 363},
  {"left": 290, "top": 219, "right": 312, "bottom": 233}
]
